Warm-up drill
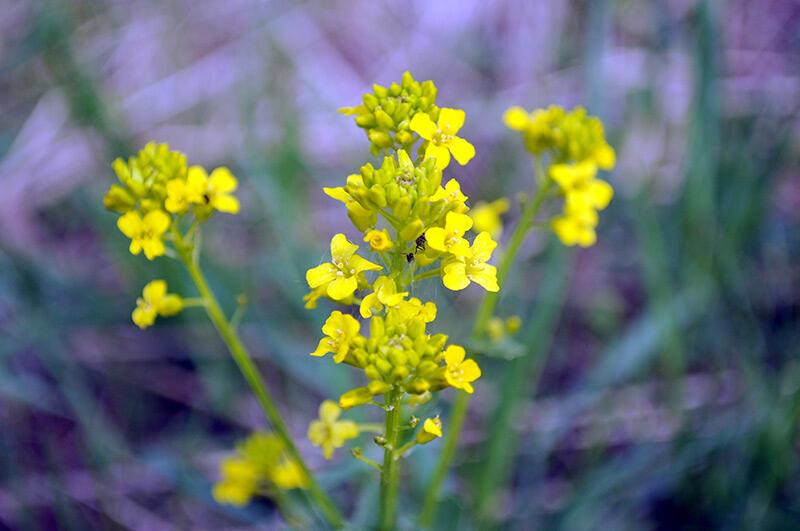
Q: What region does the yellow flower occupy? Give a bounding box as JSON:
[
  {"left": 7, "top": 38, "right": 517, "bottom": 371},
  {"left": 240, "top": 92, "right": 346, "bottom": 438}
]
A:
[
  {"left": 469, "top": 198, "right": 509, "bottom": 239},
  {"left": 594, "top": 144, "right": 616, "bottom": 170},
  {"left": 307, "top": 400, "right": 360, "bottom": 459},
  {"left": 502, "top": 106, "right": 531, "bottom": 131},
  {"left": 549, "top": 161, "right": 598, "bottom": 191},
  {"left": 551, "top": 205, "right": 599, "bottom": 247},
  {"left": 360, "top": 276, "right": 408, "bottom": 318},
  {"left": 364, "top": 228, "right": 393, "bottom": 251},
  {"left": 441, "top": 232, "right": 499, "bottom": 292},
  {"left": 185, "top": 166, "right": 240, "bottom": 214},
  {"left": 311, "top": 310, "right": 361, "bottom": 363},
  {"left": 132, "top": 280, "right": 184, "bottom": 329},
  {"left": 117, "top": 209, "right": 171, "bottom": 260},
  {"left": 271, "top": 459, "right": 309, "bottom": 490},
  {"left": 410, "top": 108, "right": 475, "bottom": 169},
  {"left": 212, "top": 457, "right": 258, "bottom": 507},
  {"left": 396, "top": 297, "right": 437, "bottom": 323},
  {"left": 425, "top": 211, "right": 473, "bottom": 257},
  {"left": 443, "top": 345, "right": 481, "bottom": 394},
  {"left": 428, "top": 178, "right": 469, "bottom": 213},
  {"left": 415, "top": 417, "right": 443, "bottom": 445},
  {"left": 306, "top": 234, "right": 382, "bottom": 301}
]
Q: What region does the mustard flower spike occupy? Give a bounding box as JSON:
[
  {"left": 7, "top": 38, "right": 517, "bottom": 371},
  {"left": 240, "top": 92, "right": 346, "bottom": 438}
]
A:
[
  {"left": 443, "top": 345, "right": 481, "bottom": 394},
  {"left": 311, "top": 310, "right": 361, "bottom": 362},
  {"left": 306, "top": 234, "right": 382, "bottom": 301},
  {"left": 117, "top": 209, "right": 171, "bottom": 260},
  {"left": 411, "top": 108, "right": 476, "bottom": 169},
  {"left": 415, "top": 417, "right": 443, "bottom": 445},
  {"left": 132, "top": 280, "right": 184, "bottom": 329},
  {"left": 308, "top": 400, "right": 360, "bottom": 459}
]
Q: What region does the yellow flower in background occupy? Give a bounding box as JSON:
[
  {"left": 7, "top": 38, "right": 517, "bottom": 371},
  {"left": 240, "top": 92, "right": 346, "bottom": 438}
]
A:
[
  {"left": 429, "top": 178, "right": 469, "bottom": 213},
  {"left": 416, "top": 417, "right": 443, "bottom": 444},
  {"left": 469, "top": 198, "right": 510, "bottom": 239},
  {"left": 425, "top": 211, "right": 473, "bottom": 257},
  {"left": 551, "top": 205, "right": 599, "bottom": 247},
  {"left": 132, "top": 280, "right": 184, "bottom": 329},
  {"left": 311, "top": 310, "right": 362, "bottom": 363},
  {"left": 308, "top": 400, "right": 360, "bottom": 459},
  {"left": 306, "top": 234, "right": 382, "bottom": 301},
  {"left": 212, "top": 457, "right": 258, "bottom": 507},
  {"left": 410, "top": 108, "right": 475, "bottom": 169},
  {"left": 550, "top": 161, "right": 598, "bottom": 190},
  {"left": 360, "top": 276, "right": 408, "bottom": 318},
  {"left": 441, "top": 232, "right": 499, "bottom": 292},
  {"left": 364, "top": 228, "right": 393, "bottom": 251},
  {"left": 270, "top": 459, "right": 309, "bottom": 490},
  {"left": 593, "top": 144, "right": 616, "bottom": 170},
  {"left": 186, "top": 166, "right": 241, "bottom": 214},
  {"left": 117, "top": 209, "right": 171, "bottom": 260},
  {"left": 443, "top": 345, "right": 481, "bottom": 394}
]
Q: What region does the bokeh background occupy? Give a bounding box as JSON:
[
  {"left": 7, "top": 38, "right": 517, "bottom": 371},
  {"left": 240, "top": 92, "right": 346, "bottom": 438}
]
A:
[{"left": 2, "top": 0, "right": 799, "bottom": 529}]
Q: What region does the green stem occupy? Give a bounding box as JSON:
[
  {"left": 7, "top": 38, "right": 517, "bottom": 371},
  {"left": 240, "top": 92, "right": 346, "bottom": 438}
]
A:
[
  {"left": 413, "top": 268, "right": 441, "bottom": 282},
  {"left": 419, "top": 159, "right": 552, "bottom": 528},
  {"left": 172, "top": 229, "right": 344, "bottom": 529},
  {"left": 379, "top": 388, "right": 402, "bottom": 530}
]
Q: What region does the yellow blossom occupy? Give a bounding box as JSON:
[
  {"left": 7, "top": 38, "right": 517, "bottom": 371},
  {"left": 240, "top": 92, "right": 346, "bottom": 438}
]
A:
[
  {"left": 415, "top": 417, "right": 443, "bottom": 445},
  {"left": 270, "top": 459, "right": 308, "bottom": 490},
  {"left": 117, "top": 209, "right": 171, "bottom": 260},
  {"left": 306, "top": 234, "right": 382, "bottom": 301},
  {"left": 396, "top": 297, "right": 437, "bottom": 323},
  {"left": 551, "top": 205, "right": 599, "bottom": 247},
  {"left": 360, "top": 276, "right": 408, "bottom": 318},
  {"left": 502, "top": 106, "right": 531, "bottom": 131},
  {"left": 410, "top": 108, "right": 475, "bottom": 169},
  {"left": 364, "top": 228, "right": 393, "bottom": 251},
  {"left": 212, "top": 457, "right": 258, "bottom": 507},
  {"left": 307, "top": 400, "right": 360, "bottom": 459},
  {"left": 311, "top": 310, "right": 362, "bottom": 363},
  {"left": 428, "top": 178, "right": 469, "bottom": 213},
  {"left": 425, "top": 211, "right": 473, "bottom": 257},
  {"left": 469, "top": 198, "right": 509, "bottom": 239},
  {"left": 132, "top": 280, "right": 184, "bottom": 329},
  {"left": 441, "top": 232, "right": 499, "bottom": 292},
  {"left": 443, "top": 345, "right": 481, "bottom": 394}
]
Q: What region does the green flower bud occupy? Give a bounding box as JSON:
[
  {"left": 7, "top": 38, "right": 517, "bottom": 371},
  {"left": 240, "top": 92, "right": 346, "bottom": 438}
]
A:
[{"left": 399, "top": 218, "right": 424, "bottom": 241}]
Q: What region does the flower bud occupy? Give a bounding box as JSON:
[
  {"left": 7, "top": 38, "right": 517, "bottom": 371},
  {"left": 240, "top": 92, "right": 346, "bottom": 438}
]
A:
[
  {"left": 415, "top": 417, "right": 442, "bottom": 445},
  {"left": 339, "top": 387, "right": 373, "bottom": 409}
]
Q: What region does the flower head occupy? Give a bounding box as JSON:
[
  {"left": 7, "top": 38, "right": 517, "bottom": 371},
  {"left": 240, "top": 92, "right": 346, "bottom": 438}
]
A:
[
  {"left": 411, "top": 108, "right": 475, "bottom": 169},
  {"left": 415, "top": 417, "right": 443, "bottom": 445},
  {"left": 212, "top": 457, "right": 259, "bottom": 506},
  {"left": 441, "top": 232, "right": 499, "bottom": 292},
  {"left": 428, "top": 178, "right": 469, "bottom": 213},
  {"left": 364, "top": 228, "right": 393, "bottom": 251},
  {"left": 132, "top": 280, "right": 184, "bottom": 329},
  {"left": 425, "top": 211, "right": 473, "bottom": 257},
  {"left": 360, "top": 276, "right": 408, "bottom": 318},
  {"left": 443, "top": 345, "right": 481, "bottom": 394},
  {"left": 308, "top": 400, "right": 360, "bottom": 459},
  {"left": 117, "top": 209, "right": 171, "bottom": 260},
  {"left": 182, "top": 166, "right": 240, "bottom": 215},
  {"left": 311, "top": 310, "right": 362, "bottom": 362},
  {"left": 306, "top": 234, "right": 382, "bottom": 300}
]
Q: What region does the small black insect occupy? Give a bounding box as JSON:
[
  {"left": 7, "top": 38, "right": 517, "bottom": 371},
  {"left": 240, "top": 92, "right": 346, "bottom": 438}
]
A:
[
  {"left": 406, "top": 253, "right": 415, "bottom": 263},
  {"left": 415, "top": 234, "right": 427, "bottom": 253}
]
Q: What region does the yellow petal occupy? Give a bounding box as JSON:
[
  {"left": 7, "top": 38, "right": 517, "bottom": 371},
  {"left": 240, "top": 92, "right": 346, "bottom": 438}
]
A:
[
  {"left": 426, "top": 144, "right": 451, "bottom": 170},
  {"left": 424, "top": 227, "right": 448, "bottom": 252},
  {"left": 438, "top": 108, "right": 465, "bottom": 133},
  {"left": 209, "top": 167, "right": 238, "bottom": 193},
  {"left": 446, "top": 211, "right": 474, "bottom": 235},
  {"left": 469, "top": 266, "right": 499, "bottom": 292},
  {"left": 442, "top": 260, "right": 470, "bottom": 290},
  {"left": 503, "top": 106, "right": 530, "bottom": 131},
  {"left": 319, "top": 400, "right": 341, "bottom": 423},
  {"left": 187, "top": 166, "right": 208, "bottom": 188},
  {"left": 132, "top": 306, "right": 156, "bottom": 329},
  {"left": 588, "top": 179, "right": 614, "bottom": 210},
  {"left": 327, "top": 276, "right": 358, "bottom": 301},
  {"left": 330, "top": 233, "right": 358, "bottom": 262},
  {"left": 323, "top": 186, "right": 350, "bottom": 203},
  {"left": 471, "top": 231, "right": 497, "bottom": 262},
  {"left": 349, "top": 254, "right": 382, "bottom": 273},
  {"left": 460, "top": 359, "right": 482, "bottom": 381},
  {"left": 141, "top": 238, "right": 166, "bottom": 260},
  {"left": 410, "top": 112, "right": 437, "bottom": 140},
  {"left": 444, "top": 345, "right": 466, "bottom": 366},
  {"left": 212, "top": 193, "right": 240, "bottom": 214},
  {"left": 360, "top": 293, "right": 381, "bottom": 318},
  {"left": 117, "top": 211, "right": 142, "bottom": 238},
  {"left": 448, "top": 136, "right": 475, "bottom": 166},
  {"left": 594, "top": 144, "right": 616, "bottom": 170},
  {"left": 143, "top": 210, "right": 171, "bottom": 235},
  {"left": 306, "top": 263, "right": 338, "bottom": 288},
  {"left": 311, "top": 337, "right": 332, "bottom": 357}
]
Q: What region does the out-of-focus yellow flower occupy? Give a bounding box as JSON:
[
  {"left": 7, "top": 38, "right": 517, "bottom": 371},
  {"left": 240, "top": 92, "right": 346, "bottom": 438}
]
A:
[
  {"left": 429, "top": 178, "right": 469, "bottom": 213},
  {"left": 411, "top": 108, "right": 475, "bottom": 169},
  {"left": 311, "top": 311, "right": 362, "bottom": 362},
  {"left": 364, "top": 228, "right": 393, "bottom": 251},
  {"left": 441, "top": 232, "right": 499, "bottom": 292},
  {"left": 184, "top": 166, "right": 240, "bottom": 214},
  {"left": 425, "top": 211, "right": 473, "bottom": 257},
  {"left": 443, "top": 345, "right": 481, "bottom": 394},
  {"left": 117, "top": 209, "right": 171, "bottom": 260},
  {"left": 415, "top": 417, "right": 443, "bottom": 444},
  {"left": 306, "top": 234, "right": 382, "bottom": 301},
  {"left": 360, "top": 276, "right": 408, "bottom": 318},
  {"left": 502, "top": 106, "right": 531, "bottom": 131},
  {"left": 212, "top": 457, "right": 258, "bottom": 506},
  {"left": 551, "top": 205, "right": 599, "bottom": 247},
  {"left": 487, "top": 315, "right": 523, "bottom": 341},
  {"left": 132, "top": 280, "right": 183, "bottom": 329},
  {"left": 307, "top": 400, "right": 360, "bottom": 459},
  {"left": 270, "top": 459, "right": 308, "bottom": 490},
  {"left": 469, "top": 198, "right": 510, "bottom": 239}
]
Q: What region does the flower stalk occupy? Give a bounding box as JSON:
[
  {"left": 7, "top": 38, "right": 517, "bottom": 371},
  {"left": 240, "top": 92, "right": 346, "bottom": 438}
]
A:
[{"left": 379, "top": 388, "right": 403, "bottom": 530}]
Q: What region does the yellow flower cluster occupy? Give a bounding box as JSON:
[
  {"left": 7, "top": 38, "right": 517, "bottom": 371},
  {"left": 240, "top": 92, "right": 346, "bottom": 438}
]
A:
[
  {"left": 132, "top": 280, "right": 183, "bottom": 329},
  {"left": 213, "top": 432, "right": 308, "bottom": 507},
  {"left": 103, "top": 142, "right": 240, "bottom": 260},
  {"left": 503, "top": 106, "right": 616, "bottom": 247},
  {"left": 305, "top": 73, "right": 489, "bottom": 460}
]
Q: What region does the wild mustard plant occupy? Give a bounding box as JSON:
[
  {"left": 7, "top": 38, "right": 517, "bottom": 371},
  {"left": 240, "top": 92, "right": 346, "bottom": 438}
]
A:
[
  {"left": 306, "top": 71, "right": 494, "bottom": 529},
  {"left": 419, "top": 103, "right": 616, "bottom": 527},
  {"left": 104, "top": 143, "right": 343, "bottom": 527}
]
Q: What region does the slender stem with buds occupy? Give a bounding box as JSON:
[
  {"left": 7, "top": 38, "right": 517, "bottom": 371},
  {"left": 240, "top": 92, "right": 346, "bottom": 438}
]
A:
[{"left": 379, "top": 388, "right": 403, "bottom": 530}]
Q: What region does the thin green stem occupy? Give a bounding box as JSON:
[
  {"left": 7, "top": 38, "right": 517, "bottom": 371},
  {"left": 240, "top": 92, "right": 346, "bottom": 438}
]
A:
[
  {"left": 379, "top": 388, "right": 402, "bottom": 531},
  {"left": 412, "top": 268, "right": 441, "bottom": 282},
  {"left": 419, "top": 158, "right": 552, "bottom": 528},
  {"left": 172, "top": 228, "right": 344, "bottom": 529}
]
